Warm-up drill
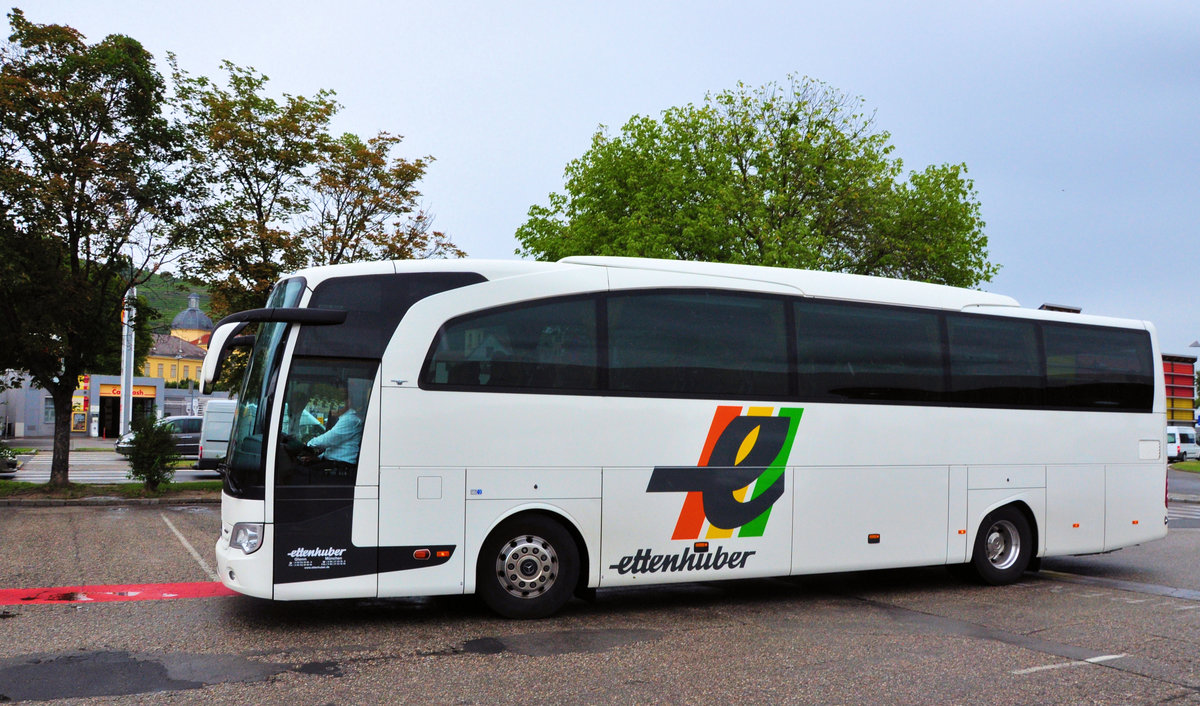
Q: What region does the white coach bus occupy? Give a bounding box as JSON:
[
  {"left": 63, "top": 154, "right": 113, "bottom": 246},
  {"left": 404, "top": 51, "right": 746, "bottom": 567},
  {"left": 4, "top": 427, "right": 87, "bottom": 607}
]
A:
[{"left": 202, "top": 257, "right": 1167, "bottom": 618}]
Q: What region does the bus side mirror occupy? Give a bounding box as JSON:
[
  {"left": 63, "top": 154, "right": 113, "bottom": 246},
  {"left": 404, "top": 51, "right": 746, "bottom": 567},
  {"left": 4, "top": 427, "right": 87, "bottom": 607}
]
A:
[
  {"left": 200, "top": 322, "right": 250, "bottom": 394},
  {"left": 199, "top": 307, "right": 348, "bottom": 394}
]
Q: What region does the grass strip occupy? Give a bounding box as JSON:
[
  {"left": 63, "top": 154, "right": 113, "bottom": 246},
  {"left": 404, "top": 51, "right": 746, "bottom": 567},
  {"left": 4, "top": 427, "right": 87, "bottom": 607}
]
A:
[{"left": 0, "top": 480, "right": 222, "bottom": 499}]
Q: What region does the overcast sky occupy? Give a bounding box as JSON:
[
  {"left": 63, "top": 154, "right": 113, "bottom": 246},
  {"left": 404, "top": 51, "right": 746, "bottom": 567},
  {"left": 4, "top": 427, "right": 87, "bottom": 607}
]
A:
[{"left": 28, "top": 1, "right": 1200, "bottom": 354}]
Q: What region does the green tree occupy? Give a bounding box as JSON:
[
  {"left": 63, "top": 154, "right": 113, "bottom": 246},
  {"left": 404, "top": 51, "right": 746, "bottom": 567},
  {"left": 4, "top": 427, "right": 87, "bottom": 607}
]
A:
[
  {"left": 517, "top": 75, "right": 997, "bottom": 288},
  {"left": 170, "top": 58, "right": 336, "bottom": 318},
  {"left": 172, "top": 61, "right": 464, "bottom": 322},
  {"left": 125, "top": 414, "right": 180, "bottom": 491},
  {"left": 299, "top": 132, "right": 463, "bottom": 265},
  {"left": 0, "top": 9, "right": 184, "bottom": 487}
]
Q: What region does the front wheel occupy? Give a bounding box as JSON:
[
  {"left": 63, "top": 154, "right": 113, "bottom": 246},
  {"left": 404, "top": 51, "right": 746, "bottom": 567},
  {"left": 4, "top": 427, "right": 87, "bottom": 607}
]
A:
[
  {"left": 476, "top": 515, "right": 580, "bottom": 619},
  {"left": 968, "top": 505, "right": 1033, "bottom": 585}
]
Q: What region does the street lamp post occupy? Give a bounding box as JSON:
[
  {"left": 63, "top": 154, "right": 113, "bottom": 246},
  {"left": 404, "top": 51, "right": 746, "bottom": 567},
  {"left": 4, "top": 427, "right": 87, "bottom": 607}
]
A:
[{"left": 119, "top": 287, "right": 136, "bottom": 436}]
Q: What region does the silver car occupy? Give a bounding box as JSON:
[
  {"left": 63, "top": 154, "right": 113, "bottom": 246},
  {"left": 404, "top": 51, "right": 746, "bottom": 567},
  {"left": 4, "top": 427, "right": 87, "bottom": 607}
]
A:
[{"left": 115, "top": 415, "right": 203, "bottom": 459}]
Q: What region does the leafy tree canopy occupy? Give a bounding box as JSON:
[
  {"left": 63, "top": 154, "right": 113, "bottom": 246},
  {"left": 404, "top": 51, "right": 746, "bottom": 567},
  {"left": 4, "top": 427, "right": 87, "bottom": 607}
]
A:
[
  {"left": 170, "top": 57, "right": 335, "bottom": 317},
  {"left": 171, "top": 60, "right": 462, "bottom": 319},
  {"left": 300, "top": 131, "right": 463, "bottom": 266},
  {"left": 0, "top": 8, "right": 184, "bottom": 485},
  {"left": 517, "top": 75, "right": 998, "bottom": 288}
]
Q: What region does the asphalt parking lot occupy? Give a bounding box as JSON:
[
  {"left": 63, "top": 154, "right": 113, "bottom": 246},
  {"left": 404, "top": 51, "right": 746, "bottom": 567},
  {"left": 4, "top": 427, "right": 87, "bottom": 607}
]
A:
[{"left": 1, "top": 500, "right": 1199, "bottom": 704}]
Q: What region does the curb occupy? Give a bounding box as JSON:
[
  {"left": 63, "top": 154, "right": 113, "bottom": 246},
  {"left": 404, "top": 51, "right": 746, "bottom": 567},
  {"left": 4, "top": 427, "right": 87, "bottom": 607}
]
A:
[{"left": 0, "top": 496, "right": 220, "bottom": 507}]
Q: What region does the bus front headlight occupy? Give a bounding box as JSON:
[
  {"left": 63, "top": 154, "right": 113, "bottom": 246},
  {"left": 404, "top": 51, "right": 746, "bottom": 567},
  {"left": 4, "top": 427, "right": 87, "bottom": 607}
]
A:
[{"left": 230, "top": 522, "right": 264, "bottom": 554}]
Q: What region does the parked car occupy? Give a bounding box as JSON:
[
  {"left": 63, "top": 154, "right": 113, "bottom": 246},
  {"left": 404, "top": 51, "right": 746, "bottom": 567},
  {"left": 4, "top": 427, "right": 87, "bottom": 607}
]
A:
[
  {"left": 1166, "top": 425, "right": 1200, "bottom": 463},
  {"left": 197, "top": 400, "right": 236, "bottom": 471},
  {"left": 116, "top": 415, "right": 203, "bottom": 460}
]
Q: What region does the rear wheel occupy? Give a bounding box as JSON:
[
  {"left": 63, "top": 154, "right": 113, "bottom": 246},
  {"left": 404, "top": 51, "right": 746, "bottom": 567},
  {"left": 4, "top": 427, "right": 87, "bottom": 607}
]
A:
[
  {"left": 969, "top": 505, "right": 1033, "bottom": 585},
  {"left": 477, "top": 515, "right": 579, "bottom": 619}
]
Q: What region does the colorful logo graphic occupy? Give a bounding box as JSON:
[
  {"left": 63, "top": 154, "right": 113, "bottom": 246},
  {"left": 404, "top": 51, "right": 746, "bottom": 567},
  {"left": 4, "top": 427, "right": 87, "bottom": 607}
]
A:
[{"left": 648, "top": 406, "right": 803, "bottom": 540}]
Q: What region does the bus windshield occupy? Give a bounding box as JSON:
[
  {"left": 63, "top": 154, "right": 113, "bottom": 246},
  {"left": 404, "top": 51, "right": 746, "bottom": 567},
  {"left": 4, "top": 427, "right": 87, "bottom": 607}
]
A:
[{"left": 223, "top": 277, "right": 307, "bottom": 498}]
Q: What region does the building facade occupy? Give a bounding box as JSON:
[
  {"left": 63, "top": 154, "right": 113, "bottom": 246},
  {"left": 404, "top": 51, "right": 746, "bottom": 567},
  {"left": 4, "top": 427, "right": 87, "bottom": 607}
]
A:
[
  {"left": 1163, "top": 353, "right": 1197, "bottom": 427},
  {"left": 143, "top": 334, "right": 207, "bottom": 384}
]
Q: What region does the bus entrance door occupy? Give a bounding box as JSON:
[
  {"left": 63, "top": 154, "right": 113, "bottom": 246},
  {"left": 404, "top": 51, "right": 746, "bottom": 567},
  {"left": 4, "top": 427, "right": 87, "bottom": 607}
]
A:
[{"left": 271, "top": 359, "right": 380, "bottom": 599}]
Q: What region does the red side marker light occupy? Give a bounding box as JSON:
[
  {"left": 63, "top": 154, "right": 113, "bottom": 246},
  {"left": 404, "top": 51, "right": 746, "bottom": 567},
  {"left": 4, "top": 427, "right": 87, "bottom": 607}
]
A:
[
  {"left": 413, "top": 549, "right": 431, "bottom": 560},
  {"left": 1132, "top": 520, "right": 1139, "bottom": 525},
  {"left": 435, "top": 550, "right": 451, "bottom": 559},
  {"left": 867, "top": 534, "right": 881, "bottom": 545},
  {"left": 694, "top": 542, "right": 709, "bottom": 553}
]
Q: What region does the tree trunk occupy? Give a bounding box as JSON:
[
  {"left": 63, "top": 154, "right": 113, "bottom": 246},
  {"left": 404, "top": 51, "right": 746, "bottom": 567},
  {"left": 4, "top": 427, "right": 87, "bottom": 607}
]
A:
[{"left": 48, "top": 386, "right": 73, "bottom": 488}]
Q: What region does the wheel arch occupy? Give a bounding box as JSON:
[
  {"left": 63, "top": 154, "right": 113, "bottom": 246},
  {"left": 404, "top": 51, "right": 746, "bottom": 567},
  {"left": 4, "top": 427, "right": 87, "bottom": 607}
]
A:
[
  {"left": 1008, "top": 500, "right": 1040, "bottom": 559},
  {"left": 467, "top": 504, "right": 592, "bottom": 596},
  {"left": 965, "top": 491, "right": 1045, "bottom": 562}
]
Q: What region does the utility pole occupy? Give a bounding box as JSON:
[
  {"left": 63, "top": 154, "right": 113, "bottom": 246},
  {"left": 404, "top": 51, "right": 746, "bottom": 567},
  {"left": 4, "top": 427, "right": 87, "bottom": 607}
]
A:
[{"left": 119, "top": 287, "right": 136, "bottom": 435}]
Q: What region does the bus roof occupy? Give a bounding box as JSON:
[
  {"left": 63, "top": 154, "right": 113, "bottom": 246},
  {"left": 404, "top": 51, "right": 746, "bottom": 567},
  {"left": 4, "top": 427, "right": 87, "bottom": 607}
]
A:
[
  {"left": 288, "top": 257, "right": 1155, "bottom": 327},
  {"left": 290, "top": 258, "right": 555, "bottom": 286},
  {"left": 560, "top": 256, "right": 1021, "bottom": 311}
]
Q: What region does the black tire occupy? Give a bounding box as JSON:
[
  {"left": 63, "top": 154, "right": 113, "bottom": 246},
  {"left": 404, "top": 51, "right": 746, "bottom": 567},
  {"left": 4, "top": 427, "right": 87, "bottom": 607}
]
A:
[
  {"left": 476, "top": 515, "right": 580, "bottom": 619},
  {"left": 969, "top": 505, "right": 1033, "bottom": 585}
]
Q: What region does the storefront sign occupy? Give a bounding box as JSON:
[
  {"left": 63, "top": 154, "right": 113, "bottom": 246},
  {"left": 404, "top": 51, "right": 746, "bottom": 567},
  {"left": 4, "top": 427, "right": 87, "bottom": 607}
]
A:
[{"left": 98, "top": 384, "right": 156, "bottom": 398}]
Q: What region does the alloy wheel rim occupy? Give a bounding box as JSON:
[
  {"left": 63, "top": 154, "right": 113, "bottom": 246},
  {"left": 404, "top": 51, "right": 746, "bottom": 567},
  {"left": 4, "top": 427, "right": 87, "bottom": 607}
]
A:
[
  {"left": 985, "top": 519, "right": 1020, "bottom": 570},
  {"left": 495, "top": 534, "right": 558, "bottom": 599}
]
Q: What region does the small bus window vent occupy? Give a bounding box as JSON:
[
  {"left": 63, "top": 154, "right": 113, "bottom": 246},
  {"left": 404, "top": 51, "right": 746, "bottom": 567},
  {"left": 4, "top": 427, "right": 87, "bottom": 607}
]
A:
[{"left": 1039, "top": 303, "right": 1082, "bottom": 313}]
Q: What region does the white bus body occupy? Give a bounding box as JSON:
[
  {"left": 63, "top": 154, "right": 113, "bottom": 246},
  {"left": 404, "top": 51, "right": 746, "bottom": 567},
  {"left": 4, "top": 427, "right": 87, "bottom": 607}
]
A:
[{"left": 205, "top": 257, "right": 1167, "bottom": 618}]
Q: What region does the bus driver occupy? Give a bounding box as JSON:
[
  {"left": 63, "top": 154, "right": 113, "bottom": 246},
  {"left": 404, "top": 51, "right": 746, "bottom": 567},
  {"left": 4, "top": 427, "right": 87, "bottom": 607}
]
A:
[{"left": 303, "top": 391, "right": 364, "bottom": 465}]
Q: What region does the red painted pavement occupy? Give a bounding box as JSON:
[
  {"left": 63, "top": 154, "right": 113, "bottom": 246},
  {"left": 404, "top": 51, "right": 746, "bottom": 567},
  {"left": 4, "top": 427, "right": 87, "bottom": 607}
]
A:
[{"left": 0, "top": 581, "right": 237, "bottom": 605}]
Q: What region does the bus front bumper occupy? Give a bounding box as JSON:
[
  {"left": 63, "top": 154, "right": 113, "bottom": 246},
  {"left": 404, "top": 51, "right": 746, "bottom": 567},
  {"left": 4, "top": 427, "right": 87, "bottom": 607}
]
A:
[{"left": 215, "top": 524, "right": 274, "bottom": 599}]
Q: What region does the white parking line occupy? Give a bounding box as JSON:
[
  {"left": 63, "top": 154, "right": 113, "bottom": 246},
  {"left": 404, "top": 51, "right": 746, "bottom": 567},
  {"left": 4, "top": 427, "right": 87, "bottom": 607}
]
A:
[
  {"left": 1011, "top": 653, "right": 1126, "bottom": 675},
  {"left": 160, "top": 512, "right": 218, "bottom": 581}
]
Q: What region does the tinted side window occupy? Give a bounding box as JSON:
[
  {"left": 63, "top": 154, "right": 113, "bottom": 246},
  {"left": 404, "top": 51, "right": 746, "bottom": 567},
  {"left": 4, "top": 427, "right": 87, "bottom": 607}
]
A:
[
  {"left": 183, "top": 418, "right": 202, "bottom": 434},
  {"left": 1042, "top": 324, "right": 1153, "bottom": 411},
  {"left": 424, "top": 297, "right": 598, "bottom": 391},
  {"left": 795, "top": 300, "right": 943, "bottom": 403},
  {"left": 607, "top": 291, "right": 789, "bottom": 398},
  {"left": 947, "top": 315, "right": 1042, "bottom": 406}
]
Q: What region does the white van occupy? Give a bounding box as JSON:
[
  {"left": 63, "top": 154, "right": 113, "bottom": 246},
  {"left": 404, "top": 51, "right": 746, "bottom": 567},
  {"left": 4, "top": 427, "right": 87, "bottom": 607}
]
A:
[
  {"left": 1166, "top": 425, "right": 1199, "bottom": 462},
  {"left": 198, "top": 399, "right": 237, "bottom": 471}
]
